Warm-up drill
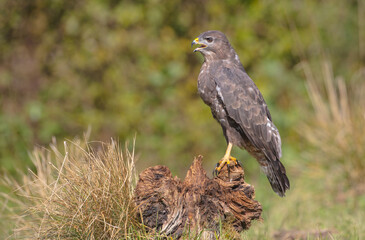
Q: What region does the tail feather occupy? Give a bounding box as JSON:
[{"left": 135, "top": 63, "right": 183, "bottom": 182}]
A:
[{"left": 260, "top": 159, "right": 290, "bottom": 197}]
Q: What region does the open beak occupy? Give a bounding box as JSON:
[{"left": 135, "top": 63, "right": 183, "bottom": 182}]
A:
[{"left": 191, "top": 38, "right": 207, "bottom": 52}]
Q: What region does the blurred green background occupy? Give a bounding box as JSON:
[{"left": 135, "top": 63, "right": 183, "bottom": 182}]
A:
[{"left": 1, "top": 0, "right": 364, "bottom": 238}]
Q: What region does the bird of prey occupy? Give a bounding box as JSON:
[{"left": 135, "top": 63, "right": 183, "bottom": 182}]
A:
[{"left": 192, "top": 30, "right": 290, "bottom": 197}]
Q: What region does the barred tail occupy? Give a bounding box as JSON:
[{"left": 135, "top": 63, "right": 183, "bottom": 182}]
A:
[{"left": 260, "top": 159, "right": 290, "bottom": 197}]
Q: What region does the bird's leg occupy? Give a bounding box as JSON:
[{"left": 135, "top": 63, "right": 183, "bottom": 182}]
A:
[{"left": 215, "top": 142, "right": 237, "bottom": 174}]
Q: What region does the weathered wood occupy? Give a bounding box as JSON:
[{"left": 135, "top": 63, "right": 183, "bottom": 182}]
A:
[{"left": 134, "top": 156, "right": 262, "bottom": 239}]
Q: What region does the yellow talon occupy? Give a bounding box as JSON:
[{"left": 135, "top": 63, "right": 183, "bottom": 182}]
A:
[
  {"left": 214, "top": 142, "right": 239, "bottom": 175},
  {"left": 215, "top": 156, "right": 237, "bottom": 171},
  {"left": 229, "top": 156, "right": 237, "bottom": 163}
]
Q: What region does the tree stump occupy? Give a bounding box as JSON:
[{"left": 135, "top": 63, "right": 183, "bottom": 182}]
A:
[{"left": 134, "top": 155, "right": 262, "bottom": 239}]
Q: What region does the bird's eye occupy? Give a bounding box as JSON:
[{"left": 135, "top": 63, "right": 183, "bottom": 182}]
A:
[{"left": 205, "top": 37, "right": 213, "bottom": 43}]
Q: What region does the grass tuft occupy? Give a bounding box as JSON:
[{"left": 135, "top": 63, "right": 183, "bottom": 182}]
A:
[
  {"left": 1, "top": 137, "right": 152, "bottom": 239},
  {"left": 301, "top": 60, "right": 365, "bottom": 197}
]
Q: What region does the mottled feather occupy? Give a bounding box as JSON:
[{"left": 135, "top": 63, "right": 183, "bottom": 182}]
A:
[{"left": 193, "top": 30, "right": 290, "bottom": 196}]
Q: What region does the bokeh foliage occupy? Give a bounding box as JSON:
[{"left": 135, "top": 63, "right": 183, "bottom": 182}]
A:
[{"left": 0, "top": 0, "right": 363, "bottom": 176}]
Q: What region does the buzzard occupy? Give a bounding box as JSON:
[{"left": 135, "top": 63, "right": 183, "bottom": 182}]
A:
[{"left": 192, "top": 30, "right": 290, "bottom": 197}]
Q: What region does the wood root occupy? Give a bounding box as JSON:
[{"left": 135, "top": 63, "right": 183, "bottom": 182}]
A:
[{"left": 134, "top": 155, "right": 262, "bottom": 239}]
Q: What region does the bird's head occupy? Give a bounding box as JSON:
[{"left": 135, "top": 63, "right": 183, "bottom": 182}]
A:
[{"left": 191, "top": 30, "right": 234, "bottom": 61}]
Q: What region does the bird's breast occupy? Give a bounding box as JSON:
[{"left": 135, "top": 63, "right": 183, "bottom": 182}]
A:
[
  {"left": 198, "top": 78, "right": 216, "bottom": 106},
  {"left": 197, "top": 63, "right": 218, "bottom": 104}
]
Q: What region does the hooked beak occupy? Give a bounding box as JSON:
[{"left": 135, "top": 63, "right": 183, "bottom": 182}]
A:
[{"left": 191, "top": 38, "right": 207, "bottom": 52}]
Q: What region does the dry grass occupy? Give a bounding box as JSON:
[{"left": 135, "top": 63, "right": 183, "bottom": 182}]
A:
[
  {"left": 1, "top": 137, "right": 150, "bottom": 239},
  {"left": 301, "top": 60, "right": 365, "bottom": 196}
]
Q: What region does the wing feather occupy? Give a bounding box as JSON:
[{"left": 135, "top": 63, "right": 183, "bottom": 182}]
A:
[{"left": 215, "top": 66, "right": 282, "bottom": 160}]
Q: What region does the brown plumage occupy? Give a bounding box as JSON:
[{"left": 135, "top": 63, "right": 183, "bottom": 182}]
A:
[{"left": 192, "top": 30, "right": 290, "bottom": 197}]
